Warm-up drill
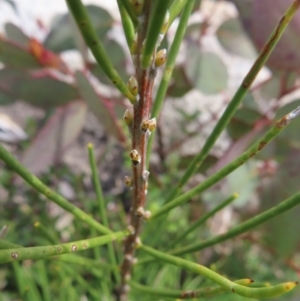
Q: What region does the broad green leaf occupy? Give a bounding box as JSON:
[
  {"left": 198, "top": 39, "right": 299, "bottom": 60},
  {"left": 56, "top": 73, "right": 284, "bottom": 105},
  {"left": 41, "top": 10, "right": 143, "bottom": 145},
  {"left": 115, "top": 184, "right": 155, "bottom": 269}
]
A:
[
  {"left": 21, "top": 101, "right": 87, "bottom": 174},
  {"left": 75, "top": 71, "right": 126, "bottom": 144},
  {"left": 44, "top": 5, "right": 113, "bottom": 52},
  {"left": 185, "top": 48, "right": 228, "bottom": 94},
  {"left": 0, "top": 69, "right": 79, "bottom": 108},
  {"left": 216, "top": 18, "right": 257, "bottom": 59}
]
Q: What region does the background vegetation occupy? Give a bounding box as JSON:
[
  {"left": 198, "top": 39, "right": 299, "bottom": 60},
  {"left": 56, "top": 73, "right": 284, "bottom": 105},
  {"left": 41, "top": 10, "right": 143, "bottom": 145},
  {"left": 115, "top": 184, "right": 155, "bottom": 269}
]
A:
[{"left": 0, "top": 0, "right": 300, "bottom": 300}]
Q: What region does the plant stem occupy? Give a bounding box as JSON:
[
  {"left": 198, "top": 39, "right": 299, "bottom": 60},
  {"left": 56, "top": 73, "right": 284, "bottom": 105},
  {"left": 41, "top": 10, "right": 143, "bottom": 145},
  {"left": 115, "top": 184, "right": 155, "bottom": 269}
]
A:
[
  {"left": 168, "top": 193, "right": 238, "bottom": 249},
  {"left": 140, "top": 244, "right": 298, "bottom": 298},
  {"left": 0, "top": 230, "right": 129, "bottom": 264},
  {"left": 66, "top": 0, "right": 136, "bottom": 103},
  {"left": 120, "top": 0, "right": 156, "bottom": 297},
  {"left": 142, "top": 0, "right": 171, "bottom": 68},
  {"left": 0, "top": 143, "right": 111, "bottom": 235},
  {"left": 129, "top": 278, "right": 255, "bottom": 299},
  {"left": 147, "top": 0, "right": 196, "bottom": 167},
  {"left": 171, "top": 189, "right": 300, "bottom": 256},
  {"left": 151, "top": 105, "right": 300, "bottom": 219},
  {"left": 88, "top": 143, "right": 120, "bottom": 284},
  {"left": 164, "top": 0, "right": 300, "bottom": 202}
]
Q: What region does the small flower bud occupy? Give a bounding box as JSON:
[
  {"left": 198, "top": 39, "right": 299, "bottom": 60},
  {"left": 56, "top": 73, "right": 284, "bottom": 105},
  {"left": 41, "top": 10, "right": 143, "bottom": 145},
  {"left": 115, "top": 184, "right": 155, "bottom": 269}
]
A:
[
  {"left": 160, "top": 10, "right": 170, "bottom": 34},
  {"left": 141, "top": 118, "right": 156, "bottom": 132},
  {"left": 144, "top": 210, "right": 152, "bottom": 220},
  {"left": 142, "top": 170, "right": 150, "bottom": 180},
  {"left": 132, "top": 257, "right": 138, "bottom": 265},
  {"left": 136, "top": 206, "right": 145, "bottom": 216},
  {"left": 130, "top": 34, "right": 138, "bottom": 54},
  {"left": 124, "top": 175, "right": 132, "bottom": 187},
  {"left": 123, "top": 109, "right": 133, "bottom": 127},
  {"left": 155, "top": 49, "right": 167, "bottom": 67},
  {"left": 127, "top": 225, "right": 135, "bottom": 235},
  {"left": 130, "top": 0, "right": 144, "bottom": 15},
  {"left": 134, "top": 237, "right": 142, "bottom": 248},
  {"left": 127, "top": 76, "right": 138, "bottom": 96},
  {"left": 130, "top": 149, "right": 141, "bottom": 165}
]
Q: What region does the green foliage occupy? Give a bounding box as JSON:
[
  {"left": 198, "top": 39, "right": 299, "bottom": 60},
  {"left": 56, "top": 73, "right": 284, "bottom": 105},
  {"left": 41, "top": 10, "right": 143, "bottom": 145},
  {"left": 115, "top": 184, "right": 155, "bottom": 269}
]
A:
[{"left": 1, "top": 0, "right": 300, "bottom": 300}]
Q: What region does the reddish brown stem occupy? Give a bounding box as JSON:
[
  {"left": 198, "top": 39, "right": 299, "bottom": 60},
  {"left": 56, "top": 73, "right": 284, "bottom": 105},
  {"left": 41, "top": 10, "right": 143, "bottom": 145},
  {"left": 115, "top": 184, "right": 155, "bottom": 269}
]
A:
[{"left": 119, "top": 1, "right": 156, "bottom": 299}]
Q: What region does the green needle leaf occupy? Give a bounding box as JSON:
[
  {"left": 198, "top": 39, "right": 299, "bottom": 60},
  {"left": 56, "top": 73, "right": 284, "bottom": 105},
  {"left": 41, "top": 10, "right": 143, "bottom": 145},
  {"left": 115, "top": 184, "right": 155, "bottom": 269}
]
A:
[
  {"left": 66, "top": 0, "right": 136, "bottom": 103},
  {"left": 0, "top": 230, "right": 129, "bottom": 264}
]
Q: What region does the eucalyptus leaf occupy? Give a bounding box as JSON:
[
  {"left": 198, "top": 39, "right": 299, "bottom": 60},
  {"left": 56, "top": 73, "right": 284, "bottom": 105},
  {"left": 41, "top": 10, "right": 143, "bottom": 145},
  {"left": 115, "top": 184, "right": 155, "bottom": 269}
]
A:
[
  {"left": 0, "top": 69, "right": 79, "bottom": 108},
  {"left": 44, "top": 5, "right": 113, "bottom": 52},
  {"left": 21, "top": 101, "right": 87, "bottom": 174},
  {"left": 90, "top": 39, "right": 128, "bottom": 86},
  {"left": 0, "top": 38, "right": 40, "bottom": 69},
  {"left": 4, "top": 22, "right": 30, "bottom": 46},
  {"left": 75, "top": 71, "right": 126, "bottom": 144},
  {"left": 216, "top": 18, "right": 257, "bottom": 59},
  {"left": 185, "top": 48, "right": 228, "bottom": 95}
]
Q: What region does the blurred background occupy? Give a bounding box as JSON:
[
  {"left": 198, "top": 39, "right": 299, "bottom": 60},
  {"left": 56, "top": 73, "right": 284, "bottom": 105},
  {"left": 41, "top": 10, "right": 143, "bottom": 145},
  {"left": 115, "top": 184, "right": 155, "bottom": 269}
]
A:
[{"left": 0, "top": 0, "right": 300, "bottom": 300}]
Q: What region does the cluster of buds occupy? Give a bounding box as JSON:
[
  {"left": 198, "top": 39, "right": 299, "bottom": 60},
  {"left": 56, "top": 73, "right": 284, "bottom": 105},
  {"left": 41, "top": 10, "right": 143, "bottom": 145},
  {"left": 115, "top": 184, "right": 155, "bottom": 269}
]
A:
[
  {"left": 136, "top": 206, "right": 151, "bottom": 219},
  {"left": 130, "top": 149, "right": 141, "bottom": 166},
  {"left": 141, "top": 118, "right": 157, "bottom": 132}
]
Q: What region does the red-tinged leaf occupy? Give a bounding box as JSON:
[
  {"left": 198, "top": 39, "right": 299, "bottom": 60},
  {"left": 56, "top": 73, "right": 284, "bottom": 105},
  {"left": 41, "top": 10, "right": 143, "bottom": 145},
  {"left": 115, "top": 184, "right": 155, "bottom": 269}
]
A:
[
  {"left": 29, "top": 38, "right": 69, "bottom": 73},
  {"left": 75, "top": 71, "right": 126, "bottom": 144},
  {"left": 0, "top": 37, "right": 40, "bottom": 69},
  {"left": 0, "top": 69, "right": 79, "bottom": 108},
  {"left": 21, "top": 101, "right": 87, "bottom": 174}
]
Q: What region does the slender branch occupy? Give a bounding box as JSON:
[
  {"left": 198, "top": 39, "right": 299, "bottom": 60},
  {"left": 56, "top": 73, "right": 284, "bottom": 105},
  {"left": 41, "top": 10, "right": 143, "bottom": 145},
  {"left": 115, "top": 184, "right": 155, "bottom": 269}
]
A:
[
  {"left": 129, "top": 278, "right": 255, "bottom": 299},
  {"left": 147, "top": 0, "right": 196, "bottom": 167},
  {"left": 142, "top": 0, "right": 171, "bottom": 68},
  {"left": 164, "top": 0, "right": 300, "bottom": 202},
  {"left": 0, "top": 143, "right": 111, "bottom": 235},
  {"left": 118, "top": 0, "right": 138, "bottom": 28},
  {"left": 117, "top": 0, "right": 135, "bottom": 48},
  {"left": 171, "top": 189, "right": 300, "bottom": 256},
  {"left": 140, "top": 244, "right": 298, "bottom": 299},
  {"left": 88, "top": 143, "right": 120, "bottom": 284},
  {"left": 151, "top": 105, "right": 300, "bottom": 219},
  {"left": 169, "top": 0, "right": 190, "bottom": 28},
  {"left": 66, "top": 0, "right": 136, "bottom": 103},
  {"left": 0, "top": 230, "right": 129, "bottom": 264},
  {"left": 168, "top": 193, "right": 238, "bottom": 249}
]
